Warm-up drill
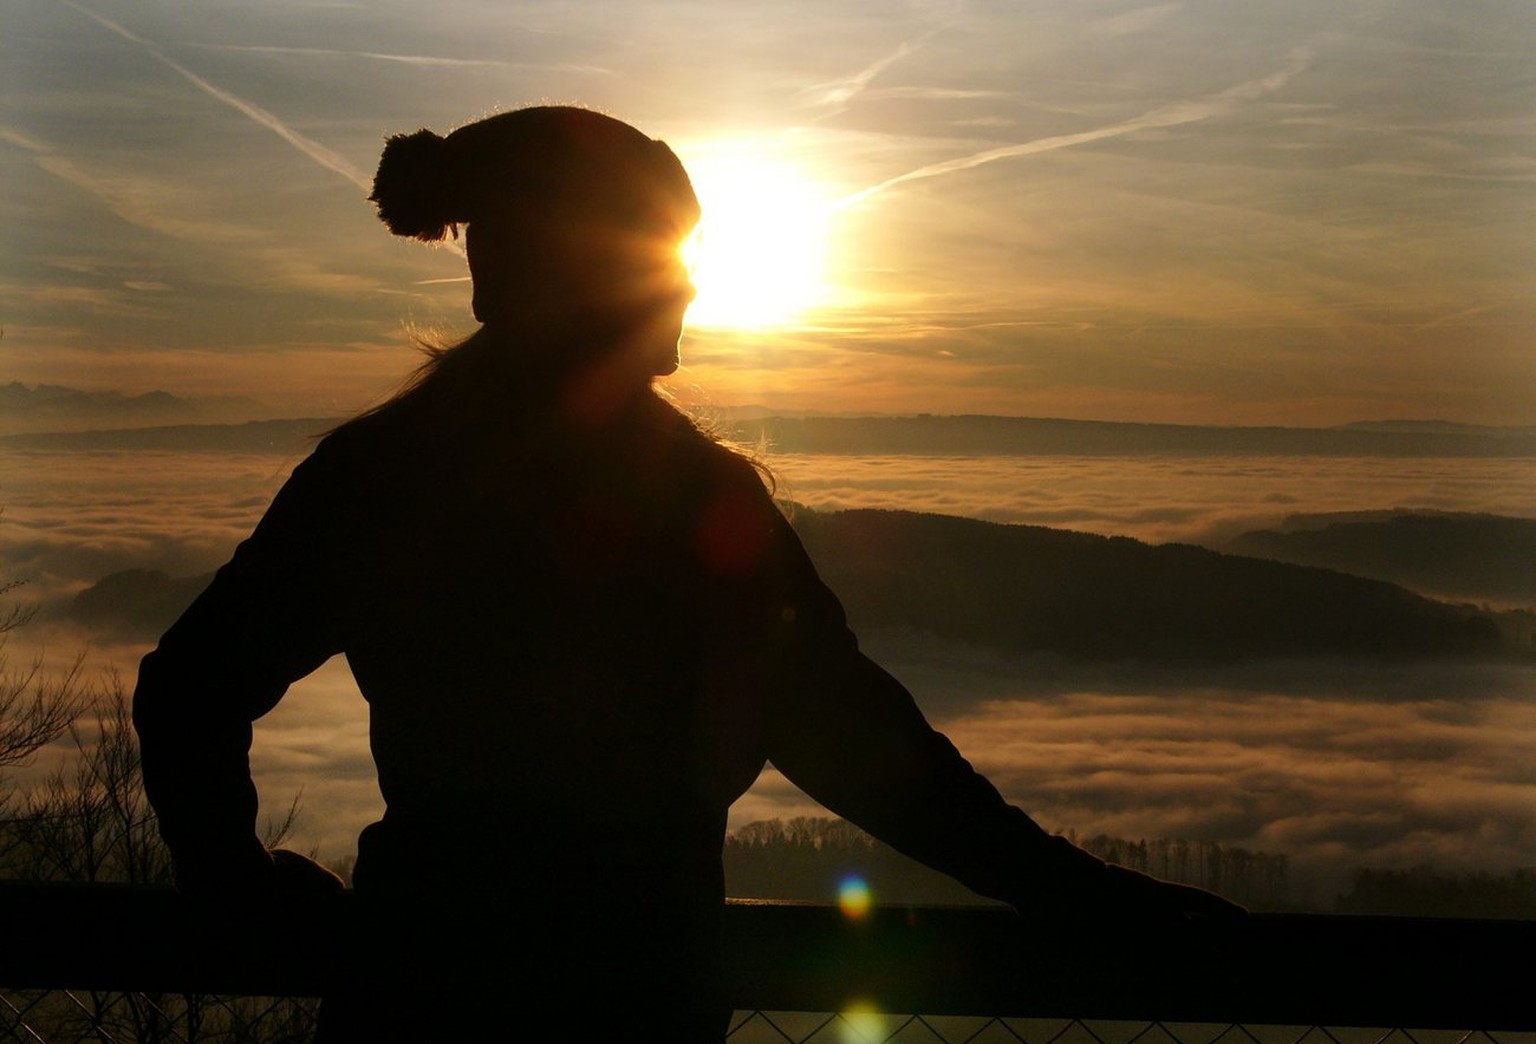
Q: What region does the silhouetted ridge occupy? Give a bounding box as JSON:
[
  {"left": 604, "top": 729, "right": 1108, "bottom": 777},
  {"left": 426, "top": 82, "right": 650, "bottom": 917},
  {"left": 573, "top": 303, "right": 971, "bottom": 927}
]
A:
[
  {"left": 727, "top": 414, "right": 1536, "bottom": 458},
  {"left": 64, "top": 569, "right": 215, "bottom": 640},
  {"left": 13, "top": 412, "right": 1536, "bottom": 456},
  {"left": 1224, "top": 511, "right": 1536, "bottom": 605},
  {"left": 789, "top": 506, "right": 1506, "bottom": 663},
  {"left": 1334, "top": 866, "right": 1536, "bottom": 919},
  {"left": 0, "top": 418, "right": 332, "bottom": 453}
]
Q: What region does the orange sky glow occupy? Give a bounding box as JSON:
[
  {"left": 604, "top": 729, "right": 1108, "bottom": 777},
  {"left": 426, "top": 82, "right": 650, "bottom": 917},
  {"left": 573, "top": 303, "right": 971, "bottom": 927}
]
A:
[{"left": 2, "top": 0, "right": 1533, "bottom": 426}]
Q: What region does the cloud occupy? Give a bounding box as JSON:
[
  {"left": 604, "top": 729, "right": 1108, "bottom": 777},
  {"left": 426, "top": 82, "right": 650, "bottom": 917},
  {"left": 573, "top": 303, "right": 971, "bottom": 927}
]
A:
[
  {"left": 58, "top": 0, "right": 370, "bottom": 191},
  {"left": 759, "top": 452, "right": 1536, "bottom": 549},
  {"left": 0, "top": 448, "right": 296, "bottom": 605},
  {"left": 8, "top": 438, "right": 1531, "bottom": 879},
  {"left": 195, "top": 42, "right": 612, "bottom": 76},
  {"left": 732, "top": 672, "right": 1536, "bottom": 894},
  {"left": 1088, "top": 4, "right": 1183, "bottom": 37},
  {"left": 835, "top": 42, "right": 1321, "bottom": 209},
  {"left": 4, "top": 127, "right": 395, "bottom": 303},
  {"left": 801, "top": 38, "right": 929, "bottom": 112},
  {"left": 924, "top": 687, "right": 1536, "bottom": 886},
  {"left": 861, "top": 88, "right": 1008, "bottom": 102}
]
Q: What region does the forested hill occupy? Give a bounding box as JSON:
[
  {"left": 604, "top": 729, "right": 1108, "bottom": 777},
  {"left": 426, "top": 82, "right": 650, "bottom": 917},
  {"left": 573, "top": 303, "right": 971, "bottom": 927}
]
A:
[
  {"left": 70, "top": 504, "right": 1523, "bottom": 663},
  {"left": 1223, "top": 512, "right": 1536, "bottom": 605},
  {"left": 788, "top": 506, "right": 1516, "bottom": 664}
]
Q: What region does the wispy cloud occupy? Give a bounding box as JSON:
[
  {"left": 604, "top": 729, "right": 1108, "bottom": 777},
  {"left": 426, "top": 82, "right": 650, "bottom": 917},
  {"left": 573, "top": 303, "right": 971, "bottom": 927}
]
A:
[
  {"left": 836, "top": 44, "right": 1320, "bottom": 209},
  {"left": 1087, "top": 3, "right": 1183, "bottom": 37},
  {"left": 196, "top": 42, "right": 611, "bottom": 76},
  {"left": 0, "top": 123, "right": 263, "bottom": 244},
  {"left": 1, "top": 124, "right": 391, "bottom": 296},
  {"left": 861, "top": 87, "right": 1008, "bottom": 101},
  {"left": 58, "top": 0, "right": 371, "bottom": 191},
  {"left": 801, "top": 39, "right": 926, "bottom": 111}
]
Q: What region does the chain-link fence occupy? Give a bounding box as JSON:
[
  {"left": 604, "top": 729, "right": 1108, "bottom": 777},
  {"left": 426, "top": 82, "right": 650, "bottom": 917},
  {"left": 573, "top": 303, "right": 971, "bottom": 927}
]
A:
[
  {"left": 1, "top": 990, "right": 316, "bottom": 1044},
  {"left": 5, "top": 887, "right": 1533, "bottom": 1044},
  {"left": 5, "top": 996, "right": 1535, "bottom": 1044}
]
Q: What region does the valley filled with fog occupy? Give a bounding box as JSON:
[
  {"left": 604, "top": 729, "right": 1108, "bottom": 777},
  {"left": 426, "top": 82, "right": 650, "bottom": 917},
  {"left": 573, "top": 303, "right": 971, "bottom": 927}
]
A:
[{"left": 2, "top": 419, "right": 1533, "bottom": 903}]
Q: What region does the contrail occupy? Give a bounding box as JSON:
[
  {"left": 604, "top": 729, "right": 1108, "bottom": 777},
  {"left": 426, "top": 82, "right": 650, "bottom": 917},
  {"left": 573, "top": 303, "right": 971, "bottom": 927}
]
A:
[
  {"left": 58, "top": 0, "right": 371, "bottom": 192},
  {"left": 802, "top": 38, "right": 926, "bottom": 110},
  {"left": 835, "top": 43, "right": 1317, "bottom": 210},
  {"left": 199, "top": 42, "right": 611, "bottom": 76}
]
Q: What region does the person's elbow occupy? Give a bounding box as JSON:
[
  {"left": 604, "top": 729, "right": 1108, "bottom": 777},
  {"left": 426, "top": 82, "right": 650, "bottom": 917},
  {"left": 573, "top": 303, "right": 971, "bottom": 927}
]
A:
[{"left": 130, "top": 644, "right": 199, "bottom": 741}]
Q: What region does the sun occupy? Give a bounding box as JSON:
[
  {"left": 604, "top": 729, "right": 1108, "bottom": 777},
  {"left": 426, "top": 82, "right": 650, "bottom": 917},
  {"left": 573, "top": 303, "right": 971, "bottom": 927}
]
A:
[{"left": 676, "top": 141, "right": 834, "bottom": 329}]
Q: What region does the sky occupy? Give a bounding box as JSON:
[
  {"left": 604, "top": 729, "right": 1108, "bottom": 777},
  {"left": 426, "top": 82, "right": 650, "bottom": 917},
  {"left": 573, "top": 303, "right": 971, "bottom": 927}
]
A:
[{"left": 3, "top": 0, "right": 1534, "bottom": 426}]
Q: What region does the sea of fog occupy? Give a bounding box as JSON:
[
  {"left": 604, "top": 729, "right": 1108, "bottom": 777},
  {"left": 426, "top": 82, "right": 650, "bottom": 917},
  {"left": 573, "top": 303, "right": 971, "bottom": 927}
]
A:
[{"left": 2, "top": 446, "right": 1534, "bottom": 900}]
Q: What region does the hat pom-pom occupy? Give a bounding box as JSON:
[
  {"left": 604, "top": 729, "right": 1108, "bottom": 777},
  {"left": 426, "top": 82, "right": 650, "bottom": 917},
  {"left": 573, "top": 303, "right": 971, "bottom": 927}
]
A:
[{"left": 369, "top": 129, "right": 457, "bottom": 242}]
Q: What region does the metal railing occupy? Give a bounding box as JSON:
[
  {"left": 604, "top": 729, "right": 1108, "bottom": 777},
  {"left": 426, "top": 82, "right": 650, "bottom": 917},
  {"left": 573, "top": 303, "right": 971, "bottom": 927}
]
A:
[{"left": 4, "top": 882, "right": 1533, "bottom": 1042}]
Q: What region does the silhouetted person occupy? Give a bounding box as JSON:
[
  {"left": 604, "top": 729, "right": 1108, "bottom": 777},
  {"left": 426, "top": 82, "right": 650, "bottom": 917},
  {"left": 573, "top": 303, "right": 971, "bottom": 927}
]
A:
[{"left": 133, "top": 105, "right": 1241, "bottom": 1042}]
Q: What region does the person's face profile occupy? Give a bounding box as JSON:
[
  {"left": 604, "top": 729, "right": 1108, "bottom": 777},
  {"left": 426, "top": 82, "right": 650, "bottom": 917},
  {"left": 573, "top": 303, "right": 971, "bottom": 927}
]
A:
[{"left": 642, "top": 251, "right": 696, "bottom": 377}]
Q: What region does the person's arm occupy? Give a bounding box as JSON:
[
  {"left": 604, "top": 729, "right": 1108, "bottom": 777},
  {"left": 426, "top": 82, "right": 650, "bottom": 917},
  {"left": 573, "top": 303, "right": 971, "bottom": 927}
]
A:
[
  {"left": 754, "top": 503, "right": 1242, "bottom": 922},
  {"left": 132, "top": 450, "right": 350, "bottom": 895}
]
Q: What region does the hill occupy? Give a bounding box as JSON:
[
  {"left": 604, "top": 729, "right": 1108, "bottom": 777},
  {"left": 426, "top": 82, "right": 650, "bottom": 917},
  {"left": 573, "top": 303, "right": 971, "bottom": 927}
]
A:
[
  {"left": 789, "top": 506, "right": 1512, "bottom": 663},
  {"left": 67, "top": 506, "right": 1520, "bottom": 664},
  {"left": 1222, "top": 511, "right": 1536, "bottom": 606}
]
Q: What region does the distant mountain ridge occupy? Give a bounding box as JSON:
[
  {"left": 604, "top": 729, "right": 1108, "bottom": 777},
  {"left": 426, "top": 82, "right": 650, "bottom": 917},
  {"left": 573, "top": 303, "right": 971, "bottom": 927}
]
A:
[
  {"left": 10, "top": 410, "right": 1536, "bottom": 457},
  {"left": 723, "top": 414, "right": 1536, "bottom": 458},
  {"left": 1, "top": 418, "right": 334, "bottom": 453},
  {"left": 0, "top": 381, "right": 268, "bottom": 435}
]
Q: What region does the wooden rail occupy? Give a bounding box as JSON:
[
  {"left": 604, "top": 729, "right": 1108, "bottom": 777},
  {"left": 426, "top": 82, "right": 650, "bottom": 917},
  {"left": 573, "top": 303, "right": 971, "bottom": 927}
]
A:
[{"left": 4, "top": 883, "right": 1532, "bottom": 1031}]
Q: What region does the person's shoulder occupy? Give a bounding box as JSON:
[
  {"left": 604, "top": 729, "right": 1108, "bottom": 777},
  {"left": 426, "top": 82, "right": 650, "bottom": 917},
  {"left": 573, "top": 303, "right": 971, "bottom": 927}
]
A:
[
  {"left": 270, "top": 411, "right": 408, "bottom": 517},
  {"left": 649, "top": 401, "right": 771, "bottom": 488},
  {"left": 311, "top": 406, "right": 399, "bottom": 460}
]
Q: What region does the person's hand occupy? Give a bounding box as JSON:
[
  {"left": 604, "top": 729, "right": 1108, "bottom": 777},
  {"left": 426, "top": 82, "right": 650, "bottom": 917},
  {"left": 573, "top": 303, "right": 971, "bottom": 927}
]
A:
[
  {"left": 270, "top": 848, "right": 346, "bottom": 897},
  {"left": 1097, "top": 863, "right": 1247, "bottom": 923},
  {"left": 1017, "top": 835, "right": 1247, "bottom": 925}
]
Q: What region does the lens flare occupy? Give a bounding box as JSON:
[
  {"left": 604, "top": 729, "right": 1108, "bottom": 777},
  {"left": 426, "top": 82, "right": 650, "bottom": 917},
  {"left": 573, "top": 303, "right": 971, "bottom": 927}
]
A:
[
  {"left": 838, "top": 874, "right": 872, "bottom": 919},
  {"left": 839, "top": 1000, "right": 886, "bottom": 1043}
]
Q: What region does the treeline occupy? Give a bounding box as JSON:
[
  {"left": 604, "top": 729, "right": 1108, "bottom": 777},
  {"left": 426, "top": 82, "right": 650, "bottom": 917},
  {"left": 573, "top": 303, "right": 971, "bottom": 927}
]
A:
[
  {"left": 1334, "top": 866, "right": 1536, "bottom": 919},
  {"left": 724, "top": 816, "right": 999, "bottom": 906},
  {"left": 727, "top": 818, "right": 1536, "bottom": 919},
  {"left": 1070, "top": 831, "right": 1290, "bottom": 911},
  {"left": 724, "top": 817, "right": 1291, "bottom": 911}
]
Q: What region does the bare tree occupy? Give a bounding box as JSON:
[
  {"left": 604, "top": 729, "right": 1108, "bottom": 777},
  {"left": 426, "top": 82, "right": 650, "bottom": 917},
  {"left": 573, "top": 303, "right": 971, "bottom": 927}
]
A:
[
  {"left": 0, "top": 573, "right": 89, "bottom": 875},
  {"left": 2, "top": 675, "right": 321, "bottom": 1043},
  {"left": 0, "top": 587, "right": 87, "bottom": 778},
  {"left": 9, "top": 673, "right": 173, "bottom": 884}
]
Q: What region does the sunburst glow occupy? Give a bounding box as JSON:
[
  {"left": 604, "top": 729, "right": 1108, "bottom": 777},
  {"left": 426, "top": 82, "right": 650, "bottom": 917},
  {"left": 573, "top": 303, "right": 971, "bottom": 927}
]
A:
[{"left": 679, "top": 142, "right": 833, "bottom": 329}]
